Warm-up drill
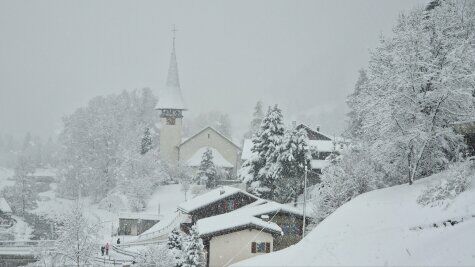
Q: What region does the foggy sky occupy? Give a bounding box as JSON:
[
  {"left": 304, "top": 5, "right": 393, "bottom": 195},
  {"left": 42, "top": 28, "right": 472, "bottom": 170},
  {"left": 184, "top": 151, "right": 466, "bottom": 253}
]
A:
[{"left": 0, "top": 0, "right": 428, "bottom": 140}]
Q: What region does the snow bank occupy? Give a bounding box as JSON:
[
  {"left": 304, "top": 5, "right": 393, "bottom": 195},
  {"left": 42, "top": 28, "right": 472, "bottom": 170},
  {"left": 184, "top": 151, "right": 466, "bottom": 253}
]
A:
[{"left": 233, "top": 170, "right": 475, "bottom": 266}]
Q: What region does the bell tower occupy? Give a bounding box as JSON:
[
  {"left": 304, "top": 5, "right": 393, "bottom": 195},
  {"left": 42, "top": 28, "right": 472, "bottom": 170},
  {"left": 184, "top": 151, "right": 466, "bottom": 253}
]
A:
[{"left": 156, "top": 25, "right": 186, "bottom": 167}]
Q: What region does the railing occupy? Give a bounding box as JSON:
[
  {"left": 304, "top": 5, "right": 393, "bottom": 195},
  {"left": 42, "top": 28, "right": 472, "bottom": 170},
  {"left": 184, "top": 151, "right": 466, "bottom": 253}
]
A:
[
  {"left": 122, "top": 212, "right": 184, "bottom": 245},
  {"left": 111, "top": 244, "right": 140, "bottom": 258}
]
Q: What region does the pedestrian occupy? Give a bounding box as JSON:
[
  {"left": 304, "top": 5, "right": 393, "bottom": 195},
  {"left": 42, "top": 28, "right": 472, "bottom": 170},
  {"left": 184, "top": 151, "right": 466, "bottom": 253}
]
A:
[
  {"left": 105, "top": 242, "right": 110, "bottom": 256},
  {"left": 117, "top": 238, "right": 120, "bottom": 244},
  {"left": 100, "top": 246, "right": 105, "bottom": 256}
]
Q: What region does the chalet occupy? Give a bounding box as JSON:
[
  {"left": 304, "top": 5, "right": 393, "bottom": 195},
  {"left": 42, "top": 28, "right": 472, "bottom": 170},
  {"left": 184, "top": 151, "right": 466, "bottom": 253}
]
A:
[
  {"left": 118, "top": 213, "right": 160, "bottom": 236},
  {"left": 194, "top": 199, "right": 308, "bottom": 267},
  {"left": 177, "top": 186, "right": 259, "bottom": 231},
  {"left": 196, "top": 212, "right": 281, "bottom": 267}
]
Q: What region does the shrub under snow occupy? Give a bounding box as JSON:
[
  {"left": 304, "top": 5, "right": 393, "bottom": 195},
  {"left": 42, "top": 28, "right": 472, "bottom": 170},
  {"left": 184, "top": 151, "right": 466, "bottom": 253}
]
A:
[{"left": 417, "top": 161, "right": 473, "bottom": 207}]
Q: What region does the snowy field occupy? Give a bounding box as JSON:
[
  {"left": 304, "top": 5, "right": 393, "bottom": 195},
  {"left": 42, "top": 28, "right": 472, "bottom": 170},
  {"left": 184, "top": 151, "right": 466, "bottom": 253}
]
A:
[{"left": 233, "top": 170, "right": 475, "bottom": 266}]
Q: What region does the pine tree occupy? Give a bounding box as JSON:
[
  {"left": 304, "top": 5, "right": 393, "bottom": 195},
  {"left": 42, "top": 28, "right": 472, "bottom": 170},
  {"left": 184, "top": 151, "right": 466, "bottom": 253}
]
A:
[
  {"left": 272, "top": 128, "right": 311, "bottom": 203},
  {"left": 242, "top": 105, "right": 285, "bottom": 200},
  {"left": 196, "top": 148, "right": 218, "bottom": 189},
  {"left": 167, "top": 229, "right": 184, "bottom": 267},
  {"left": 168, "top": 229, "right": 183, "bottom": 250},
  {"left": 141, "top": 127, "right": 153, "bottom": 155},
  {"left": 182, "top": 226, "right": 205, "bottom": 267}
]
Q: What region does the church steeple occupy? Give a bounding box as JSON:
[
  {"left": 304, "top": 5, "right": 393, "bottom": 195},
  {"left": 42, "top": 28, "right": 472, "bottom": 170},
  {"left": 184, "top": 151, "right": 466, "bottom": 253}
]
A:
[
  {"left": 156, "top": 24, "right": 186, "bottom": 111},
  {"left": 157, "top": 25, "right": 186, "bottom": 167}
]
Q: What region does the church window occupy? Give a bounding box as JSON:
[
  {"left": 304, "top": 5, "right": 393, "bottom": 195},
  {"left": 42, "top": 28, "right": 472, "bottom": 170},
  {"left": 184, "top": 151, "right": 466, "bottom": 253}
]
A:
[
  {"left": 166, "top": 117, "right": 176, "bottom": 125},
  {"left": 208, "top": 133, "right": 210, "bottom": 139}
]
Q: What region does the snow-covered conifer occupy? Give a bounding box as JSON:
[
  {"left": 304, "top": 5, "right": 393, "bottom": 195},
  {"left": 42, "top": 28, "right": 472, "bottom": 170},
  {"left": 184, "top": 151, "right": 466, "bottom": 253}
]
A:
[
  {"left": 242, "top": 105, "right": 285, "bottom": 200},
  {"left": 196, "top": 148, "right": 218, "bottom": 189},
  {"left": 181, "top": 226, "right": 205, "bottom": 267},
  {"left": 141, "top": 127, "right": 153, "bottom": 155}
]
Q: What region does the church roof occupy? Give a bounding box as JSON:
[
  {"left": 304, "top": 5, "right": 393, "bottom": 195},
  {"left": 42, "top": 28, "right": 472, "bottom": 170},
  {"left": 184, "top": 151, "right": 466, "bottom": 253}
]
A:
[
  {"left": 180, "top": 126, "right": 241, "bottom": 150},
  {"left": 155, "top": 40, "right": 186, "bottom": 110},
  {"left": 186, "top": 147, "right": 234, "bottom": 168}
]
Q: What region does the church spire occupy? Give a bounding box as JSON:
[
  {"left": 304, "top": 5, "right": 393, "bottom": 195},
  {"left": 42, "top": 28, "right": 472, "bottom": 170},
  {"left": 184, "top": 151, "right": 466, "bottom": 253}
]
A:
[
  {"left": 166, "top": 25, "right": 180, "bottom": 88},
  {"left": 156, "top": 25, "right": 186, "bottom": 110}
]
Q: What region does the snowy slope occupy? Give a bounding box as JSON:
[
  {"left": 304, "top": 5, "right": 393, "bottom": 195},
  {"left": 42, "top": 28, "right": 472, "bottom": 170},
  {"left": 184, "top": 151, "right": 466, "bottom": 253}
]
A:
[{"left": 233, "top": 171, "right": 475, "bottom": 266}]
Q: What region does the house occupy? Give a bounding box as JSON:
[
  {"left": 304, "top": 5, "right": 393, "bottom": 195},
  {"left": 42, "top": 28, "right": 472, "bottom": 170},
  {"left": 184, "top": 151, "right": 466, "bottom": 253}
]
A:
[
  {"left": 118, "top": 213, "right": 160, "bottom": 236},
  {"left": 177, "top": 186, "right": 259, "bottom": 230},
  {"left": 174, "top": 186, "right": 309, "bottom": 266},
  {"left": 196, "top": 213, "right": 282, "bottom": 267},
  {"left": 155, "top": 34, "right": 242, "bottom": 176}
]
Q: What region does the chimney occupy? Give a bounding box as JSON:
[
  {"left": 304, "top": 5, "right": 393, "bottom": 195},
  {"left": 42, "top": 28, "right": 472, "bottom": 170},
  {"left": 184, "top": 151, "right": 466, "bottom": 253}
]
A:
[{"left": 260, "top": 214, "right": 270, "bottom": 222}]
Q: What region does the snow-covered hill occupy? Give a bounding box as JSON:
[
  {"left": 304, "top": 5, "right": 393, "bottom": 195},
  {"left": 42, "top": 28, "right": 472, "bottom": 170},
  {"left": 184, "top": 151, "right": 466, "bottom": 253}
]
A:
[{"left": 233, "top": 170, "right": 475, "bottom": 266}]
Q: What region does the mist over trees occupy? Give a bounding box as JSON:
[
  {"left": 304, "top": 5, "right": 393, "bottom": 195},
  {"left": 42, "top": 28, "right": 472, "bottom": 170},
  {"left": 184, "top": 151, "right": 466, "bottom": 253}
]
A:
[
  {"left": 315, "top": 0, "right": 475, "bottom": 220},
  {"left": 183, "top": 111, "right": 232, "bottom": 138}
]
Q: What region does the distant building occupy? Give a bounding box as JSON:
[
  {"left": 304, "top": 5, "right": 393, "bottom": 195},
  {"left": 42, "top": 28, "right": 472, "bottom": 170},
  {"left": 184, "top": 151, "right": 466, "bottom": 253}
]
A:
[
  {"left": 118, "top": 213, "right": 160, "bottom": 236},
  {"left": 155, "top": 32, "right": 241, "bottom": 176}
]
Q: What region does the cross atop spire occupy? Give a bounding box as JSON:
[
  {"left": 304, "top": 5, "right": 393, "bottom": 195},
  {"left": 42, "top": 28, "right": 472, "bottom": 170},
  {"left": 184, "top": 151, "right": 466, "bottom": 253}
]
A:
[{"left": 171, "top": 24, "right": 178, "bottom": 49}]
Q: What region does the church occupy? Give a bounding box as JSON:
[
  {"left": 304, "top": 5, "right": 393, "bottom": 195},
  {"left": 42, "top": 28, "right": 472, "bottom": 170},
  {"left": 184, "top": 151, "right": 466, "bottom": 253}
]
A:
[{"left": 155, "top": 32, "right": 241, "bottom": 177}]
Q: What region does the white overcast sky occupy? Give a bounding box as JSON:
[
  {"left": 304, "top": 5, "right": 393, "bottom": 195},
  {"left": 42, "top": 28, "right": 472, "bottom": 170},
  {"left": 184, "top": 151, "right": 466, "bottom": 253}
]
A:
[{"left": 0, "top": 0, "right": 428, "bottom": 139}]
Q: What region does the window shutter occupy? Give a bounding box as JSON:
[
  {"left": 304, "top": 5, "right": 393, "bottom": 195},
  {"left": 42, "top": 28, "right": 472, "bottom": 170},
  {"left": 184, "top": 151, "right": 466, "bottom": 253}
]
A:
[
  {"left": 265, "top": 242, "right": 270, "bottom": 253},
  {"left": 251, "top": 242, "right": 256, "bottom": 253}
]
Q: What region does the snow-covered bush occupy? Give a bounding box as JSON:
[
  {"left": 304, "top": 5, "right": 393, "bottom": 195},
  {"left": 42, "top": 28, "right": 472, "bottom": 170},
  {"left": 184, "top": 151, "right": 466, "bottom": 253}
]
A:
[
  {"left": 314, "top": 147, "right": 387, "bottom": 221},
  {"left": 137, "top": 244, "right": 176, "bottom": 267},
  {"left": 418, "top": 161, "right": 473, "bottom": 207}
]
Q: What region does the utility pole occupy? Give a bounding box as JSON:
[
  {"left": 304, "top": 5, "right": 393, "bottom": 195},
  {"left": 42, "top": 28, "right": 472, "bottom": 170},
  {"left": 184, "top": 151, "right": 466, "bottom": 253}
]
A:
[{"left": 302, "top": 165, "right": 307, "bottom": 238}]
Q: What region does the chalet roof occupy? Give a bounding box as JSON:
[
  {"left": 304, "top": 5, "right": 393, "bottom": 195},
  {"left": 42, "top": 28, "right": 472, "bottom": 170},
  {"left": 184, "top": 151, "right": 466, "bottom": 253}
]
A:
[
  {"left": 118, "top": 212, "right": 161, "bottom": 221},
  {"left": 237, "top": 200, "right": 304, "bottom": 218},
  {"left": 296, "top": 123, "right": 332, "bottom": 141},
  {"left": 186, "top": 147, "right": 234, "bottom": 168},
  {"left": 0, "top": 198, "right": 12, "bottom": 213},
  {"left": 196, "top": 212, "right": 282, "bottom": 238},
  {"left": 177, "top": 186, "right": 258, "bottom": 214},
  {"left": 179, "top": 126, "right": 241, "bottom": 150}
]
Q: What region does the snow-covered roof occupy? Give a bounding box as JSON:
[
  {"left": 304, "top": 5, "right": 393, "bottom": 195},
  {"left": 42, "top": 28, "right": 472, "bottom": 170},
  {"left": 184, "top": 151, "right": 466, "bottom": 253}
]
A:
[
  {"left": 118, "top": 212, "right": 161, "bottom": 221},
  {"left": 186, "top": 147, "right": 234, "bottom": 168},
  {"left": 155, "top": 44, "right": 186, "bottom": 110},
  {"left": 196, "top": 211, "right": 282, "bottom": 237},
  {"left": 241, "top": 139, "right": 253, "bottom": 161},
  {"left": 310, "top": 160, "right": 330, "bottom": 170},
  {"left": 177, "top": 186, "right": 258, "bottom": 214},
  {"left": 308, "top": 140, "right": 335, "bottom": 152},
  {"left": 0, "top": 197, "right": 12, "bottom": 213},
  {"left": 235, "top": 200, "right": 304, "bottom": 218},
  {"left": 180, "top": 126, "right": 241, "bottom": 150}
]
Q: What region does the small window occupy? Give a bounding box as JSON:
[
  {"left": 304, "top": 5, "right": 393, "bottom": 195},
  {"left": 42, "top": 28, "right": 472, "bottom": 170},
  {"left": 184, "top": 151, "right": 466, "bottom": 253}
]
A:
[
  {"left": 208, "top": 133, "right": 210, "bottom": 139},
  {"left": 166, "top": 117, "right": 176, "bottom": 125},
  {"left": 226, "top": 199, "right": 235, "bottom": 211},
  {"left": 252, "top": 242, "right": 271, "bottom": 253}
]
